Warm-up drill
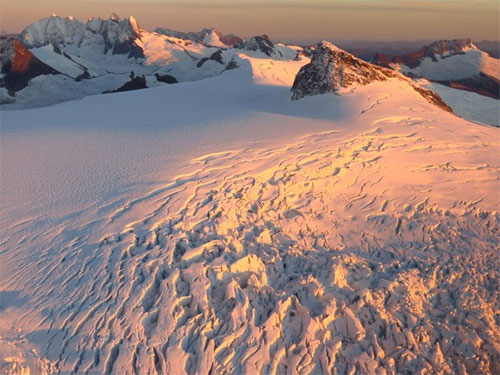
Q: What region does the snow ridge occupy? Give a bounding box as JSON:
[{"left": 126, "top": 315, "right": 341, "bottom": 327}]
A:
[
  {"left": 155, "top": 27, "right": 242, "bottom": 47},
  {"left": 371, "top": 38, "right": 500, "bottom": 99},
  {"left": 291, "top": 41, "right": 452, "bottom": 113}
]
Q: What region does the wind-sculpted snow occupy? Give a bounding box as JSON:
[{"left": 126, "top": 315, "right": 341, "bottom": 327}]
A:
[{"left": 1, "top": 110, "right": 498, "bottom": 374}]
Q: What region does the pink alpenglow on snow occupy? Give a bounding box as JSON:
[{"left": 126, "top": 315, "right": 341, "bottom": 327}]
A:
[{"left": 1, "top": 11, "right": 499, "bottom": 375}]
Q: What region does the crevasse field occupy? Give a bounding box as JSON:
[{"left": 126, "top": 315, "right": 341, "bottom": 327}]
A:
[{"left": 1, "top": 54, "right": 499, "bottom": 374}]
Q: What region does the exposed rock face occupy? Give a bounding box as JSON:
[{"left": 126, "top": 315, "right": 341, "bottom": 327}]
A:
[
  {"left": 371, "top": 52, "right": 392, "bottom": 67},
  {"left": 95, "top": 15, "right": 144, "bottom": 58},
  {"left": 155, "top": 73, "right": 178, "bottom": 84},
  {"left": 222, "top": 57, "right": 239, "bottom": 71},
  {"left": 234, "top": 35, "right": 278, "bottom": 57},
  {"left": 196, "top": 50, "right": 224, "bottom": 68},
  {"left": 291, "top": 41, "right": 453, "bottom": 113},
  {"left": 0, "top": 37, "right": 60, "bottom": 94},
  {"left": 291, "top": 41, "right": 397, "bottom": 100},
  {"left": 372, "top": 39, "right": 476, "bottom": 69},
  {"left": 295, "top": 45, "right": 316, "bottom": 60},
  {"left": 105, "top": 74, "right": 147, "bottom": 93},
  {"left": 411, "top": 85, "right": 453, "bottom": 112},
  {"left": 218, "top": 33, "right": 243, "bottom": 47},
  {"left": 435, "top": 74, "right": 499, "bottom": 99}
]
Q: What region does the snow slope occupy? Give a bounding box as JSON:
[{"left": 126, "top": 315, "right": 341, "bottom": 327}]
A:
[
  {"left": 397, "top": 47, "right": 499, "bottom": 81},
  {"left": 29, "top": 45, "right": 88, "bottom": 78},
  {"left": 419, "top": 79, "right": 500, "bottom": 126},
  {"left": 1, "top": 54, "right": 499, "bottom": 375},
  {"left": 372, "top": 39, "right": 500, "bottom": 82}
]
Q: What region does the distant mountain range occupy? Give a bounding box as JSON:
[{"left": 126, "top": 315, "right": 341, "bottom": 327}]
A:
[
  {"left": 0, "top": 14, "right": 299, "bottom": 107},
  {"left": 371, "top": 39, "right": 499, "bottom": 98},
  {"left": 1, "top": 14, "right": 498, "bottom": 109}
]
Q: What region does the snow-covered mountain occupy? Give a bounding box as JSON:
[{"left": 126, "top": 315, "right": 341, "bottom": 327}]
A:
[
  {"left": 0, "top": 37, "right": 59, "bottom": 103},
  {"left": 372, "top": 39, "right": 500, "bottom": 99},
  {"left": 292, "top": 42, "right": 397, "bottom": 100},
  {"left": 155, "top": 27, "right": 242, "bottom": 47},
  {"left": 1, "top": 41, "right": 499, "bottom": 375},
  {"left": 291, "top": 41, "right": 452, "bottom": 113},
  {"left": 1, "top": 16, "right": 498, "bottom": 127},
  {"left": 20, "top": 13, "right": 144, "bottom": 58},
  {"left": 0, "top": 14, "right": 302, "bottom": 108}
]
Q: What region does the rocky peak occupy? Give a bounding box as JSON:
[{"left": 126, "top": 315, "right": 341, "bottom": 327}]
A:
[
  {"left": 200, "top": 28, "right": 225, "bottom": 47},
  {"left": 371, "top": 52, "right": 392, "bottom": 67},
  {"left": 234, "top": 35, "right": 277, "bottom": 57},
  {"left": 373, "top": 38, "right": 477, "bottom": 69},
  {"left": 0, "top": 37, "right": 59, "bottom": 94},
  {"left": 291, "top": 41, "right": 396, "bottom": 100},
  {"left": 102, "top": 14, "right": 142, "bottom": 39},
  {"left": 95, "top": 14, "right": 143, "bottom": 57},
  {"left": 427, "top": 38, "right": 476, "bottom": 57},
  {"left": 291, "top": 41, "right": 452, "bottom": 112},
  {"left": 218, "top": 33, "right": 243, "bottom": 47}
]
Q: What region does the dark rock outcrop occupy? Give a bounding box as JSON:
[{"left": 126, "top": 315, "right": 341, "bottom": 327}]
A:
[
  {"left": 435, "top": 74, "right": 499, "bottom": 99},
  {"left": 234, "top": 35, "right": 279, "bottom": 57},
  {"left": 291, "top": 41, "right": 397, "bottom": 100},
  {"left": 196, "top": 50, "right": 224, "bottom": 68},
  {"left": 222, "top": 58, "right": 239, "bottom": 71},
  {"left": 105, "top": 74, "right": 147, "bottom": 93},
  {"left": 371, "top": 52, "right": 392, "bottom": 67},
  {"left": 97, "top": 15, "right": 144, "bottom": 58},
  {"left": 218, "top": 33, "right": 243, "bottom": 47},
  {"left": 155, "top": 73, "right": 178, "bottom": 84},
  {"left": 291, "top": 41, "right": 453, "bottom": 113},
  {"left": 0, "top": 37, "right": 60, "bottom": 94},
  {"left": 411, "top": 85, "right": 453, "bottom": 112}
]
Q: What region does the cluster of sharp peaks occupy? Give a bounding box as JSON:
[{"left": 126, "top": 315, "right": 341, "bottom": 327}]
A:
[{"left": 21, "top": 13, "right": 141, "bottom": 52}]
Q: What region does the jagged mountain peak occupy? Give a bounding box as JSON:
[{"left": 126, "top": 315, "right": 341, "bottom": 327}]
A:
[
  {"left": 21, "top": 15, "right": 83, "bottom": 48},
  {"left": 291, "top": 41, "right": 452, "bottom": 112},
  {"left": 427, "top": 38, "right": 477, "bottom": 55},
  {"left": 234, "top": 35, "right": 277, "bottom": 57},
  {"left": 20, "top": 14, "right": 144, "bottom": 57},
  {"left": 291, "top": 41, "right": 397, "bottom": 100}
]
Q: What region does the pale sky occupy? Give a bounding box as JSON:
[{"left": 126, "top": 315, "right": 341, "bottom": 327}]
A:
[{"left": 1, "top": 0, "right": 499, "bottom": 42}]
